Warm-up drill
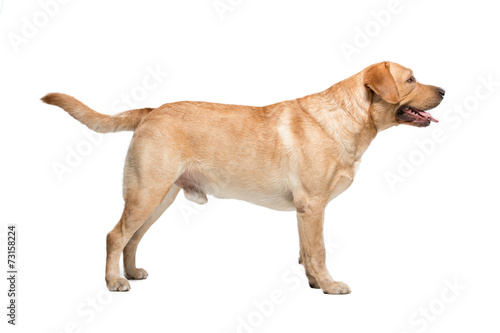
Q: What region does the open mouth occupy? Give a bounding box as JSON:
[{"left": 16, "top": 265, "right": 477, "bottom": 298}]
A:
[{"left": 397, "top": 106, "right": 438, "bottom": 127}]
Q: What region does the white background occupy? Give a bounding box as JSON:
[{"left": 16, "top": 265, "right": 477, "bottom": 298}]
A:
[{"left": 1, "top": 0, "right": 499, "bottom": 332}]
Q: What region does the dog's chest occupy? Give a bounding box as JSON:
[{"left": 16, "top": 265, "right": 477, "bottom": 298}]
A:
[{"left": 328, "top": 161, "right": 360, "bottom": 201}]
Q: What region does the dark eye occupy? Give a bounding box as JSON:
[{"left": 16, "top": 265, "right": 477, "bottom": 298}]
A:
[{"left": 407, "top": 76, "right": 415, "bottom": 83}]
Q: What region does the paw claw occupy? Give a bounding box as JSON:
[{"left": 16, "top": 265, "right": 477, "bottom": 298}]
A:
[{"left": 309, "top": 282, "right": 321, "bottom": 289}]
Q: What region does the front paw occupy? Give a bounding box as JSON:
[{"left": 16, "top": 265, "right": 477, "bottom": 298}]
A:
[
  {"left": 106, "top": 277, "right": 131, "bottom": 291},
  {"left": 322, "top": 281, "right": 351, "bottom": 295},
  {"left": 125, "top": 268, "right": 149, "bottom": 280}
]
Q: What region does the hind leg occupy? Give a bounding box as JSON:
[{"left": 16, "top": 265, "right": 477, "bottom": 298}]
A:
[
  {"left": 123, "top": 185, "right": 181, "bottom": 280},
  {"left": 105, "top": 118, "right": 186, "bottom": 291},
  {"left": 106, "top": 185, "right": 174, "bottom": 291}
]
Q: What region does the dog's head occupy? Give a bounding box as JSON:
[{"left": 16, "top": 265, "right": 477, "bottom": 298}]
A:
[{"left": 362, "top": 61, "right": 444, "bottom": 130}]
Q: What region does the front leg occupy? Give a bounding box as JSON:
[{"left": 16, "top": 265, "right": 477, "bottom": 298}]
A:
[
  {"left": 295, "top": 197, "right": 351, "bottom": 295},
  {"left": 298, "top": 232, "right": 321, "bottom": 289}
]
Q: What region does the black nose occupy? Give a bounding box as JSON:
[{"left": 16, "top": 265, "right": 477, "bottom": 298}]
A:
[{"left": 437, "top": 88, "right": 445, "bottom": 98}]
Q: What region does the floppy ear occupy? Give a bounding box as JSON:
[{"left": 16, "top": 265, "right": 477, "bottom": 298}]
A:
[{"left": 363, "top": 62, "right": 400, "bottom": 104}]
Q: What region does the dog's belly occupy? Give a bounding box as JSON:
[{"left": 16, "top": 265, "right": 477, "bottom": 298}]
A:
[
  {"left": 210, "top": 185, "right": 296, "bottom": 211},
  {"left": 174, "top": 169, "right": 296, "bottom": 211}
]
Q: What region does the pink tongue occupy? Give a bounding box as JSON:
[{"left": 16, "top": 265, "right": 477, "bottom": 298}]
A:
[{"left": 416, "top": 110, "right": 439, "bottom": 123}]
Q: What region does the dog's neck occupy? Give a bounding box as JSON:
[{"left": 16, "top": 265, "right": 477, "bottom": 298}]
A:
[{"left": 297, "top": 77, "right": 378, "bottom": 163}]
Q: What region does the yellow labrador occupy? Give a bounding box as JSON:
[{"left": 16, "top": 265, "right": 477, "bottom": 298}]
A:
[{"left": 42, "top": 61, "right": 444, "bottom": 294}]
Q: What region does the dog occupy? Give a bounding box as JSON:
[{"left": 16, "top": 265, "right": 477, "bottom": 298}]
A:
[{"left": 42, "top": 61, "right": 444, "bottom": 294}]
